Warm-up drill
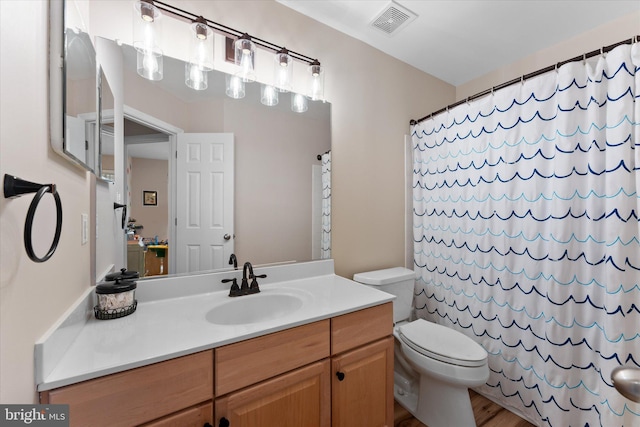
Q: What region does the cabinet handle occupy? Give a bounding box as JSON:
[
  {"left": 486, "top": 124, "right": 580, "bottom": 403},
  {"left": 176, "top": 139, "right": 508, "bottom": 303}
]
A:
[
  {"left": 219, "top": 417, "right": 230, "bottom": 427},
  {"left": 336, "top": 371, "right": 345, "bottom": 381}
]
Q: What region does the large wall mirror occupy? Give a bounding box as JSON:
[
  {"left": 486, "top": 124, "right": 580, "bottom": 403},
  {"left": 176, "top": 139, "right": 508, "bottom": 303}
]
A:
[
  {"left": 50, "top": 0, "right": 333, "bottom": 281},
  {"left": 100, "top": 39, "right": 332, "bottom": 279}
]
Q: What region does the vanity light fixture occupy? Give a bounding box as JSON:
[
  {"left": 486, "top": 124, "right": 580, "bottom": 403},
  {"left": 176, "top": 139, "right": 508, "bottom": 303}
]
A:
[
  {"left": 261, "top": 84, "right": 279, "bottom": 106},
  {"left": 274, "top": 47, "right": 293, "bottom": 92},
  {"left": 291, "top": 93, "right": 308, "bottom": 113},
  {"left": 308, "top": 59, "right": 325, "bottom": 101},
  {"left": 132, "top": 0, "right": 326, "bottom": 107},
  {"left": 133, "top": 0, "right": 163, "bottom": 81},
  {"left": 234, "top": 33, "right": 256, "bottom": 83},
  {"left": 186, "top": 16, "right": 214, "bottom": 90}
]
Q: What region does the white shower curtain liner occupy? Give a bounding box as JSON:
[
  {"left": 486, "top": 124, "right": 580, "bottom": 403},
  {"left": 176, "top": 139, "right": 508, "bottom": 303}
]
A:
[{"left": 411, "top": 42, "right": 639, "bottom": 426}]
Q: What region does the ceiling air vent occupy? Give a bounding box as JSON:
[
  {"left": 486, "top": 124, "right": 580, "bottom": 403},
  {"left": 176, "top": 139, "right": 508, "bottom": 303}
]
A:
[{"left": 370, "top": 1, "right": 417, "bottom": 36}]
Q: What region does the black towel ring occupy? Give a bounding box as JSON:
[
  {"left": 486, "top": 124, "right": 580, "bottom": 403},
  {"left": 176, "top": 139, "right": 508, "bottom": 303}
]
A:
[
  {"left": 4, "top": 174, "right": 63, "bottom": 263},
  {"left": 114, "top": 202, "right": 127, "bottom": 229}
]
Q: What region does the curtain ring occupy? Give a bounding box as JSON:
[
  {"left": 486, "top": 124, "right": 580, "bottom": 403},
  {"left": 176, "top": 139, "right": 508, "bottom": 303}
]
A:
[{"left": 24, "top": 185, "right": 63, "bottom": 263}]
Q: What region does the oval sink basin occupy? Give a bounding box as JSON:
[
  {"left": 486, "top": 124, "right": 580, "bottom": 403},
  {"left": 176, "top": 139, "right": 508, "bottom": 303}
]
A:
[{"left": 205, "top": 293, "right": 304, "bottom": 325}]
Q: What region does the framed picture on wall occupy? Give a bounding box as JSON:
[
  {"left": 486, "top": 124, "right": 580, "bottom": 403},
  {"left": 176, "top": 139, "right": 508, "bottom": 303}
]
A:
[{"left": 143, "top": 190, "right": 157, "bottom": 206}]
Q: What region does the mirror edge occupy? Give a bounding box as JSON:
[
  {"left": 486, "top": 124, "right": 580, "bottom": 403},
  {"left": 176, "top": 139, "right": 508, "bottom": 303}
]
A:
[
  {"left": 49, "top": 0, "right": 65, "bottom": 159},
  {"left": 49, "top": 0, "right": 96, "bottom": 173}
]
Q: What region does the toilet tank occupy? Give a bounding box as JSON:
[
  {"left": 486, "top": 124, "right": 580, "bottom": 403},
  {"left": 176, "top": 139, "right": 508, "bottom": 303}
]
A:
[{"left": 353, "top": 267, "right": 416, "bottom": 323}]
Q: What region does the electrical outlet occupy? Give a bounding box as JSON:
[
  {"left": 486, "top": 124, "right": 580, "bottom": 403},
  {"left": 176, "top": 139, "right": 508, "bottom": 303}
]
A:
[{"left": 81, "top": 213, "right": 88, "bottom": 245}]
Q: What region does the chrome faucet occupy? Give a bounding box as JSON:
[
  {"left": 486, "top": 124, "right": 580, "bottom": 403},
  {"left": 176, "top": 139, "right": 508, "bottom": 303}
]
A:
[{"left": 223, "top": 261, "right": 266, "bottom": 297}]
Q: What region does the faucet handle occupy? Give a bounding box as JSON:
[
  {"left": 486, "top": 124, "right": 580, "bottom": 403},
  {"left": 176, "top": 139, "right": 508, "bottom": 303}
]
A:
[
  {"left": 222, "top": 278, "right": 241, "bottom": 297},
  {"left": 248, "top": 274, "right": 267, "bottom": 294}
]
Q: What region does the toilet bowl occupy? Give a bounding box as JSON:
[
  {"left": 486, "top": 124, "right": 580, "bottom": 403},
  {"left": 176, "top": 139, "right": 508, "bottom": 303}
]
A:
[{"left": 353, "top": 267, "right": 489, "bottom": 427}]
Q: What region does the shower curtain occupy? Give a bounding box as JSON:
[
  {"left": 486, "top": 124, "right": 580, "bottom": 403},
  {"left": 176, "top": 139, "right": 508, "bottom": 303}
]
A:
[
  {"left": 321, "top": 151, "right": 332, "bottom": 259},
  {"left": 411, "top": 43, "right": 639, "bottom": 426}
]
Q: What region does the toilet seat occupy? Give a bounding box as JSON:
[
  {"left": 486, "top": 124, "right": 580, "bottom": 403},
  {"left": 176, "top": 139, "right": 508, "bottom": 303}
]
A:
[{"left": 398, "top": 319, "right": 487, "bottom": 367}]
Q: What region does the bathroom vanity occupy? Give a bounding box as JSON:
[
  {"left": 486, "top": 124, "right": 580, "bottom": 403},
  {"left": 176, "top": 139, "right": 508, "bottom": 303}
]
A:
[{"left": 36, "top": 260, "right": 394, "bottom": 426}]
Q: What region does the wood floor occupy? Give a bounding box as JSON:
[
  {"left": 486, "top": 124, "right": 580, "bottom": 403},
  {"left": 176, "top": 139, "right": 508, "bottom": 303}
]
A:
[{"left": 394, "top": 390, "right": 536, "bottom": 427}]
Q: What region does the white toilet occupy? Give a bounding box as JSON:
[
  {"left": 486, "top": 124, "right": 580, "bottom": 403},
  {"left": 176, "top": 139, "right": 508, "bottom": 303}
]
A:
[{"left": 353, "top": 267, "right": 489, "bottom": 427}]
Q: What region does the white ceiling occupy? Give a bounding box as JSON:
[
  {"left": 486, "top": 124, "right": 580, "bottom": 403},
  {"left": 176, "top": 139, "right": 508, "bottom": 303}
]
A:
[{"left": 276, "top": 0, "right": 640, "bottom": 86}]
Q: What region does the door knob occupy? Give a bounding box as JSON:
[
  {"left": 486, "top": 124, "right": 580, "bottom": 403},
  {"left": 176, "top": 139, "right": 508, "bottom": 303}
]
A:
[
  {"left": 612, "top": 366, "right": 640, "bottom": 403},
  {"left": 223, "top": 234, "right": 231, "bottom": 240}
]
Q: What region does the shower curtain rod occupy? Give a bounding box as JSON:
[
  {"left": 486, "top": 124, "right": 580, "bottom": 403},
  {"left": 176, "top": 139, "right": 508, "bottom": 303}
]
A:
[
  {"left": 410, "top": 34, "right": 639, "bottom": 126},
  {"left": 316, "top": 149, "right": 331, "bottom": 161}
]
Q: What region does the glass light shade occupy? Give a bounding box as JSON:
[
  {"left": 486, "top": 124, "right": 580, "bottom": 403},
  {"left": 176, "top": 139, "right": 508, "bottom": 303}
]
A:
[
  {"left": 274, "top": 49, "right": 293, "bottom": 92},
  {"left": 261, "top": 85, "right": 279, "bottom": 106},
  {"left": 136, "top": 49, "right": 163, "bottom": 81},
  {"left": 308, "top": 60, "right": 324, "bottom": 101},
  {"left": 188, "top": 18, "right": 214, "bottom": 72},
  {"left": 226, "top": 74, "right": 245, "bottom": 99},
  {"left": 234, "top": 34, "right": 256, "bottom": 82},
  {"left": 291, "top": 93, "right": 308, "bottom": 113},
  {"left": 133, "top": 0, "right": 163, "bottom": 80},
  {"left": 185, "top": 62, "right": 208, "bottom": 90}
]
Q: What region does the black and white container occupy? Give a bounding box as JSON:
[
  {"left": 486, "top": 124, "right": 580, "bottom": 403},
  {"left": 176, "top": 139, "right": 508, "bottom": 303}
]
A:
[{"left": 94, "top": 269, "right": 138, "bottom": 320}]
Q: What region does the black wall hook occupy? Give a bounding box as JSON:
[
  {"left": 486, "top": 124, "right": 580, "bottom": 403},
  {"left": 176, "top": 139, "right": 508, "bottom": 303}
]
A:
[{"left": 3, "top": 174, "right": 63, "bottom": 263}]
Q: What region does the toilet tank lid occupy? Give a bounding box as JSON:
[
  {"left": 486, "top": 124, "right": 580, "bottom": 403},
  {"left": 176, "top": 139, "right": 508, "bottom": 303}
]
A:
[{"left": 353, "top": 267, "right": 415, "bottom": 285}]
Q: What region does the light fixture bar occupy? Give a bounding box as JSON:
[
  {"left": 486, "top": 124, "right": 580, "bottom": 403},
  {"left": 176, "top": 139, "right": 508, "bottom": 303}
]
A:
[{"left": 151, "top": 0, "right": 317, "bottom": 65}]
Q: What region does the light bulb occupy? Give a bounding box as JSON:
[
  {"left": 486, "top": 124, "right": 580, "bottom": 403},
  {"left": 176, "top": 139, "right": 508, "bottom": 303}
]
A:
[
  {"left": 226, "top": 74, "right": 245, "bottom": 99},
  {"left": 261, "top": 85, "right": 278, "bottom": 106},
  {"left": 144, "top": 54, "right": 158, "bottom": 74},
  {"left": 137, "top": 49, "right": 162, "bottom": 80},
  {"left": 186, "top": 63, "right": 207, "bottom": 90},
  {"left": 291, "top": 93, "right": 308, "bottom": 113}
]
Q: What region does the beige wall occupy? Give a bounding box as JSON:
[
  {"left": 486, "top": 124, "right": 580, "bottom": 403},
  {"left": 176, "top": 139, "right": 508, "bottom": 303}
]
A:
[
  {"left": 0, "top": 1, "right": 92, "bottom": 402},
  {"left": 2, "top": 0, "right": 633, "bottom": 404},
  {"left": 225, "top": 99, "right": 330, "bottom": 265},
  {"left": 456, "top": 12, "right": 640, "bottom": 100}
]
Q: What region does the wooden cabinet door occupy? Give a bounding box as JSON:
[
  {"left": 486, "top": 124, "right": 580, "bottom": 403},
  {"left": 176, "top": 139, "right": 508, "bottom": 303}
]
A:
[
  {"left": 331, "top": 337, "right": 394, "bottom": 427},
  {"left": 215, "top": 360, "right": 330, "bottom": 427}
]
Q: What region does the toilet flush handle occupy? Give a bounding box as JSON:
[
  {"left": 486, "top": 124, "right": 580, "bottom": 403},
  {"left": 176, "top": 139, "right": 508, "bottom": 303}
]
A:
[{"left": 336, "top": 371, "right": 345, "bottom": 381}]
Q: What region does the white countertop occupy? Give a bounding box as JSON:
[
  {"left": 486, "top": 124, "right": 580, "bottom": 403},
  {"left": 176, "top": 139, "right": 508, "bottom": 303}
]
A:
[{"left": 36, "top": 260, "right": 394, "bottom": 391}]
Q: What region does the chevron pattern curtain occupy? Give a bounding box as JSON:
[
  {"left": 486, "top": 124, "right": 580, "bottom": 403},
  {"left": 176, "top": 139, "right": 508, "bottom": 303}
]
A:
[{"left": 411, "top": 42, "right": 639, "bottom": 426}]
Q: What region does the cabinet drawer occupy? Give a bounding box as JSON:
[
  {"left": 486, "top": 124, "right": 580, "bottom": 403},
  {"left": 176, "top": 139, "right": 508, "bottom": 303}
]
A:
[
  {"left": 141, "top": 401, "right": 213, "bottom": 427},
  {"left": 215, "top": 320, "right": 330, "bottom": 395},
  {"left": 331, "top": 303, "right": 393, "bottom": 355},
  {"left": 42, "top": 350, "right": 213, "bottom": 427}
]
